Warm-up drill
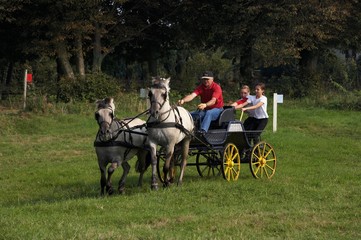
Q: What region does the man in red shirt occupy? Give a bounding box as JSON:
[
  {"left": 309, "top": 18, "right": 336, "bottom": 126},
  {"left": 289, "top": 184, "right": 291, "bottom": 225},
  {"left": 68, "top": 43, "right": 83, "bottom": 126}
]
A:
[{"left": 178, "top": 71, "right": 224, "bottom": 133}]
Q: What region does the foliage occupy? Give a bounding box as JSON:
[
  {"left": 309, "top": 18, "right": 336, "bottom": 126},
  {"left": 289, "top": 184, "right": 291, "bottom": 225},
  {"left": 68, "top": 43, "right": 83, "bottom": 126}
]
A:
[
  {"left": 1, "top": 0, "right": 361, "bottom": 106},
  {"left": 177, "top": 49, "right": 233, "bottom": 93},
  {"left": 57, "top": 73, "right": 120, "bottom": 103}
]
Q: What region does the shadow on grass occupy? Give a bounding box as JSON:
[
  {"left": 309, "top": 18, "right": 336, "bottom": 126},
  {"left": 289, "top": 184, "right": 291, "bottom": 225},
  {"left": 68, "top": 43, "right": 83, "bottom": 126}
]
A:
[{"left": 4, "top": 165, "right": 258, "bottom": 207}]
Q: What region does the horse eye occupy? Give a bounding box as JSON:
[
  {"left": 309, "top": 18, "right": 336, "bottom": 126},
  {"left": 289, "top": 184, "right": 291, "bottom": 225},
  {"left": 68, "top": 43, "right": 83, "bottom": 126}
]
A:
[{"left": 162, "top": 93, "right": 167, "bottom": 100}]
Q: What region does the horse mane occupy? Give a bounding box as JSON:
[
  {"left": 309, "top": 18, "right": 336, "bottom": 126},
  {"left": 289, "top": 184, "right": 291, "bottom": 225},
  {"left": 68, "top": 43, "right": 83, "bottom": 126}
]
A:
[
  {"left": 96, "top": 97, "right": 115, "bottom": 111},
  {"left": 151, "top": 77, "right": 171, "bottom": 92}
]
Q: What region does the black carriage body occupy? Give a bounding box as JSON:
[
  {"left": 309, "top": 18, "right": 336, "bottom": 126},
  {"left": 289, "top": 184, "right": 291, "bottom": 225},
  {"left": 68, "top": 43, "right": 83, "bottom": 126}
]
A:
[
  {"left": 157, "top": 107, "right": 277, "bottom": 182},
  {"left": 190, "top": 122, "right": 250, "bottom": 154}
]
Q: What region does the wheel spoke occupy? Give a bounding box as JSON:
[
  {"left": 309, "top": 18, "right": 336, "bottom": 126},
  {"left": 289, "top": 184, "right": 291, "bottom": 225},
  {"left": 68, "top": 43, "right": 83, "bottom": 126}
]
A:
[
  {"left": 212, "top": 166, "right": 216, "bottom": 176},
  {"left": 253, "top": 164, "right": 260, "bottom": 175},
  {"left": 264, "top": 149, "right": 272, "bottom": 158},
  {"left": 231, "top": 168, "right": 239, "bottom": 179},
  {"left": 231, "top": 152, "right": 239, "bottom": 162},
  {"left": 201, "top": 166, "right": 209, "bottom": 176}
]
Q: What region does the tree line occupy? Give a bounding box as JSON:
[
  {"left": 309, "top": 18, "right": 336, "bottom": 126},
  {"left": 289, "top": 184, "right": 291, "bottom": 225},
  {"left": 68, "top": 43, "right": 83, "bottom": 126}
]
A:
[{"left": 1, "top": 0, "right": 361, "bottom": 101}]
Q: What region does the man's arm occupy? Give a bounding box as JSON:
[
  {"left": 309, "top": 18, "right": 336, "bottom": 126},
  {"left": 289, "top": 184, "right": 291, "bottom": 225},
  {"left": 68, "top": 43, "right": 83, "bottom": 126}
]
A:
[
  {"left": 198, "top": 97, "right": 216, "bottom": 110},
  {"left": 178, "top": 92, "right": 197, "bottom": 105}
]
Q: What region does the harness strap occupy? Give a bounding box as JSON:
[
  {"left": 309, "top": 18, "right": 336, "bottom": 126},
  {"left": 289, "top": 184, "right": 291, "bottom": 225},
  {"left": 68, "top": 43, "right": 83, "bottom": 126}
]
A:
[
  {"left": 123, "top": 147, "right": 132, "bottom": 161},
  {"left": 173, "top": 106, "right": 183, "bottom": 126},
  {"left": 94, "top": 141, "right": 137, "bottom": 148},
  {"left": 147, "top": 121, "right": 193, "bottom": 137}
]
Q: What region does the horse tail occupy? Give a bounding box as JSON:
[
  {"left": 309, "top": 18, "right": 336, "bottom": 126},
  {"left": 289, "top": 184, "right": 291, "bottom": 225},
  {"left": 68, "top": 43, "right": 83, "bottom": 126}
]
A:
[{"left": 135, "top": 151, "right": 151, "bottom": 173}]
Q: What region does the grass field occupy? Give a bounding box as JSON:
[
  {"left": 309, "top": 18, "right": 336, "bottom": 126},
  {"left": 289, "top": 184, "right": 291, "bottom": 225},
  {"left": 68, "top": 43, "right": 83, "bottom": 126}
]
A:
[{"left": 0, "top": 100, "right": 360, "bottom": 239}]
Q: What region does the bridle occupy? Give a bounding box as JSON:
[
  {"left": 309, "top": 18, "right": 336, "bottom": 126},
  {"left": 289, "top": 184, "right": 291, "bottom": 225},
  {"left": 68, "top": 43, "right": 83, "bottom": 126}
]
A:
[
  {"left": 95, "top": 106, "right": 114, "bottom": 128},
  {"left": 95, "top": 106, "right": 119, "bottom": 142},
  {"left": 148, "top": 83, "right": 172, "bottom": 120}
]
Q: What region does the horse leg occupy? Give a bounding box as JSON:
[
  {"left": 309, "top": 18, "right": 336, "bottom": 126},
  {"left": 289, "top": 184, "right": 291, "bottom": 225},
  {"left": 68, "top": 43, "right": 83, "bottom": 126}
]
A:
[
  {"left": 168, "top": 155, "right": 175, "bottom": 183},
  {"left": 178, "top": 138, "right": 191, "bottom": 186},
  {"left": 149, "top": 143, "right": 159, "bottom": 190},
  {"left": 99, "top": 164, "right": 107, "bottom": 196},
  {"left": 118, "top": 161, "right": 130, "bottom": 194},
  {"left": 136, "top": 150, "right": 150, "bottom": 187},
  {"left": 106, "top": 162, "right": 117, "bottom": 195},
  {"left": 163, "top": 146, "right": 174, "bottom": 188}
]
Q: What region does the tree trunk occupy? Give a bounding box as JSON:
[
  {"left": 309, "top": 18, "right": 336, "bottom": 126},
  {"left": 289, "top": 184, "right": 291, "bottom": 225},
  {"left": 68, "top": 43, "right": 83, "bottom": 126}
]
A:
[
  {"left": 92, "top": 22, "right": 104, "bottom": 73},
  {"left": 55, "top": 41, "right": 75, "bottom": 79},
  {"left": 147, "top": 47, "right": 158, "bottom": 77},
  {"left": 0, "top": 62, "right": 14, "bottom": 100},
  {"left": 238, "top": 48, "right": 254, "bottom": 88},
  {"left": 300, "top": 50, "right": 318, "bottom": 74},
  {"left": 0, "top": 62, "right": 13, "bottom": 100},
  {"left": 74, "top": 33, "right": 85, "bottom": 77}
]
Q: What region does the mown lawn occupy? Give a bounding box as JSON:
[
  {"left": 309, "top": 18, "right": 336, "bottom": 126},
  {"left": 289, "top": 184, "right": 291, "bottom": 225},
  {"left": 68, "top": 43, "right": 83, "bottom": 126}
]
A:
[{"left": 0, "top": 102, "right": 360, "bottom": 239}]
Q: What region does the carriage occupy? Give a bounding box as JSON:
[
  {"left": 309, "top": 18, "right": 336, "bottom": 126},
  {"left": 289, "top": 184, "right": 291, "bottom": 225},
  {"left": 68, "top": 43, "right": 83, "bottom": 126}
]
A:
[
  {"left": 156, "top": 106, "right": 277, "bottom": 183},
  {"left": 95, "top": 78, "right": 277, "bottom": 194}
]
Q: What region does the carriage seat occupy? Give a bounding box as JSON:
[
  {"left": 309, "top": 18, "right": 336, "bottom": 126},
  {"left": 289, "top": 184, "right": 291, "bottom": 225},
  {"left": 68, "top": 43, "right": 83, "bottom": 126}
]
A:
[{"left": 209, "top": 106, "right": 235, "bottom": 129}]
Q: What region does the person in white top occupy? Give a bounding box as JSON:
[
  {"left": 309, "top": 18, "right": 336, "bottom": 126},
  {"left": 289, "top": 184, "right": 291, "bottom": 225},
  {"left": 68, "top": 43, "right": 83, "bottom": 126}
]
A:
[{"left": 241, "top": 83, "right": 268, "bottom": 144}]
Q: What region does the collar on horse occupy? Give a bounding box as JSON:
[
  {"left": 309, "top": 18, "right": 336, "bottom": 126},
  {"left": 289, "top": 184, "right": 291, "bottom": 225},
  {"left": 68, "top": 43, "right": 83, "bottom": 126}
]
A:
[{"left": 146, "top": 105, "right": 192, "bottom": 136}]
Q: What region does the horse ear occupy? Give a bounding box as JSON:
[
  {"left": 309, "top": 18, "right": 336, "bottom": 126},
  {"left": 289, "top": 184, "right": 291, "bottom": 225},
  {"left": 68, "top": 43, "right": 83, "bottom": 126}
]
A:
[
  {"left": 95, "top": 99, "right": 104, "bottom": 109},
  {"left": 151, "top": 77, "right": 158, "bottom": 85},
  {"left": 109, "top": 98, "right": 115, "bottom": 111},
  {"left": 164, "top": 77, "right": 171, "bottom": 91},
  {"left": 164, "top": 77, "right": 170, "bottom": 84}
]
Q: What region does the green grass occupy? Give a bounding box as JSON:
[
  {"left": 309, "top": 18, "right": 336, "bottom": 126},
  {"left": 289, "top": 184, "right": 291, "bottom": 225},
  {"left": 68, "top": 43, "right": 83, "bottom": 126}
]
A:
[{"left": 0, "top": 101, "right": 360, "bottom": 239}]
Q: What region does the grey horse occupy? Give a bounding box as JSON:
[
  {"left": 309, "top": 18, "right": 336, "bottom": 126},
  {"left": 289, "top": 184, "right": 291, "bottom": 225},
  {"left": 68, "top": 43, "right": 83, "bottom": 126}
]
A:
[
  {"left": 94, "top": 97, "right": 150, "bottom": 195},
  {"left": 147, "top": 77, "right": 194, "bottom": 189}
]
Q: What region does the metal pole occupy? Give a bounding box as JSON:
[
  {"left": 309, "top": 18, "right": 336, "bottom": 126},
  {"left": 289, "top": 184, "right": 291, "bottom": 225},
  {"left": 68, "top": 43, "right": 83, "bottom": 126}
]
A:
[{"left": 23, "top": 69, "right": 27, "bottom": 110}]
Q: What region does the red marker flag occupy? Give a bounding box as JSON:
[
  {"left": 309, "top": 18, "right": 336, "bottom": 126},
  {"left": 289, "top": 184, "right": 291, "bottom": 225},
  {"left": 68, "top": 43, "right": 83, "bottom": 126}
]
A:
[{"left": 26, "top": 73, "right": 33, "bottom": 84}]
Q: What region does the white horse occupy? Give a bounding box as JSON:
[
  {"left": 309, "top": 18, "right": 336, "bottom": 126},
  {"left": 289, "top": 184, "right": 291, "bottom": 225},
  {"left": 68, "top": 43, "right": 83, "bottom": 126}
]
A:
[
  {"left": 147, "top": 77, "right": 194, "bottom": 189},
  {"left": 94, "top": 97, "right": 150, "bottom": 195}
]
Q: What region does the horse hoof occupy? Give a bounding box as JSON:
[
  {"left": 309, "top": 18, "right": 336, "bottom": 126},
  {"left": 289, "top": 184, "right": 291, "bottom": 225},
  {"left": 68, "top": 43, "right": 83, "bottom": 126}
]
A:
[
  {"left": 118, "top": 187, "right": 125, "bottom": 194},
  {"left": 107, "top": 188, "right": 114, "bottom": 195}
]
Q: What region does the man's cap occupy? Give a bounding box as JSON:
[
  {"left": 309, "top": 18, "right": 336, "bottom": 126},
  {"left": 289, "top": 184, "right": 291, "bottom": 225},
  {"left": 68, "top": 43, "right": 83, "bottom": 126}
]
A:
[{"left": 201, "top": 71, "right": 214, "bottom": 78}]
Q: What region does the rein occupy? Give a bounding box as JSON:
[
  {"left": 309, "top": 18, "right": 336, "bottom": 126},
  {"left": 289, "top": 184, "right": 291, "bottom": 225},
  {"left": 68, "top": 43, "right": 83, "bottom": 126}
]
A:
[{"left": 96, "top": 108, "right": 149, "bottom": 143}]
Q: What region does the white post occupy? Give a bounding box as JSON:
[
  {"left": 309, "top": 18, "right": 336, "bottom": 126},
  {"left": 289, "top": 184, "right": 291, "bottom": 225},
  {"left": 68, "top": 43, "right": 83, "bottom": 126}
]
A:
[
  {"left": 140, "top": 88, "right": 150, "bottom": 109},
  {"left": 23, "top": 69, "right": 28, "bottom": 110},
  {"left": 273, "top": 93, "right": 277, "bottom": 133}
]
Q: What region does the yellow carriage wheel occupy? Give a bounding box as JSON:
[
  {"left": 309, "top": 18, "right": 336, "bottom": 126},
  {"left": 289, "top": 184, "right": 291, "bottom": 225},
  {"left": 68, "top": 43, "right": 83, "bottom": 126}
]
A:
[
  {"left": 222, "top": 143, "right": 241, "bottom": 181},
  {"left": 250, "top": 141, "right": 277, "bottom": 179}
]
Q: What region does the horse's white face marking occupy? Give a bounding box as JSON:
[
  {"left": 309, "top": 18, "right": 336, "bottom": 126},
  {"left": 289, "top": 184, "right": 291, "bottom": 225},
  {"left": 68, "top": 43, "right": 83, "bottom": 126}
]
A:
[
  {"left": 95, "top": 98, "right": 115, "bottom": 141},
  {"left": 148, "top": 77, "right": 171, "bottom": 120}
]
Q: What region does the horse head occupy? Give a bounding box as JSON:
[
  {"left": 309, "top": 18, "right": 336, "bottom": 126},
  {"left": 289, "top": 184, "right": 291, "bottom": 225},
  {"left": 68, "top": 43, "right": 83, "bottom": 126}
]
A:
[
  {"left": 148, "top": 77, "right": 171, "bottom": 120},
  {"left": 95, "top": 97, "right": 116, "bottom": 141}
]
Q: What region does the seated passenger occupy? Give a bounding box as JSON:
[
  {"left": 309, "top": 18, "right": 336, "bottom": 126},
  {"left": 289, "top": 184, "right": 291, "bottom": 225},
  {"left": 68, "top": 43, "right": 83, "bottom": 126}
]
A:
[
  {"left": 230, "top": 85, "right": 251, "bottom": 110},
  {"left": 241, "top": 83, "right": 269, "bottom": 144},
  {"left": 230, "top": 84, "right": 255, "bottom": 128},
  {"left": 178, "top": 71, "right": 224, "bottom": 134}
]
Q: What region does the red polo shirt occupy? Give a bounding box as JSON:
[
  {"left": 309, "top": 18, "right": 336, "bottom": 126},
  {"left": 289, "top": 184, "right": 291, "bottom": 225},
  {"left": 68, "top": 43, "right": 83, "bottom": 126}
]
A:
[{"left": 193, "top": 82, "right": 224, "bottom": 110}]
